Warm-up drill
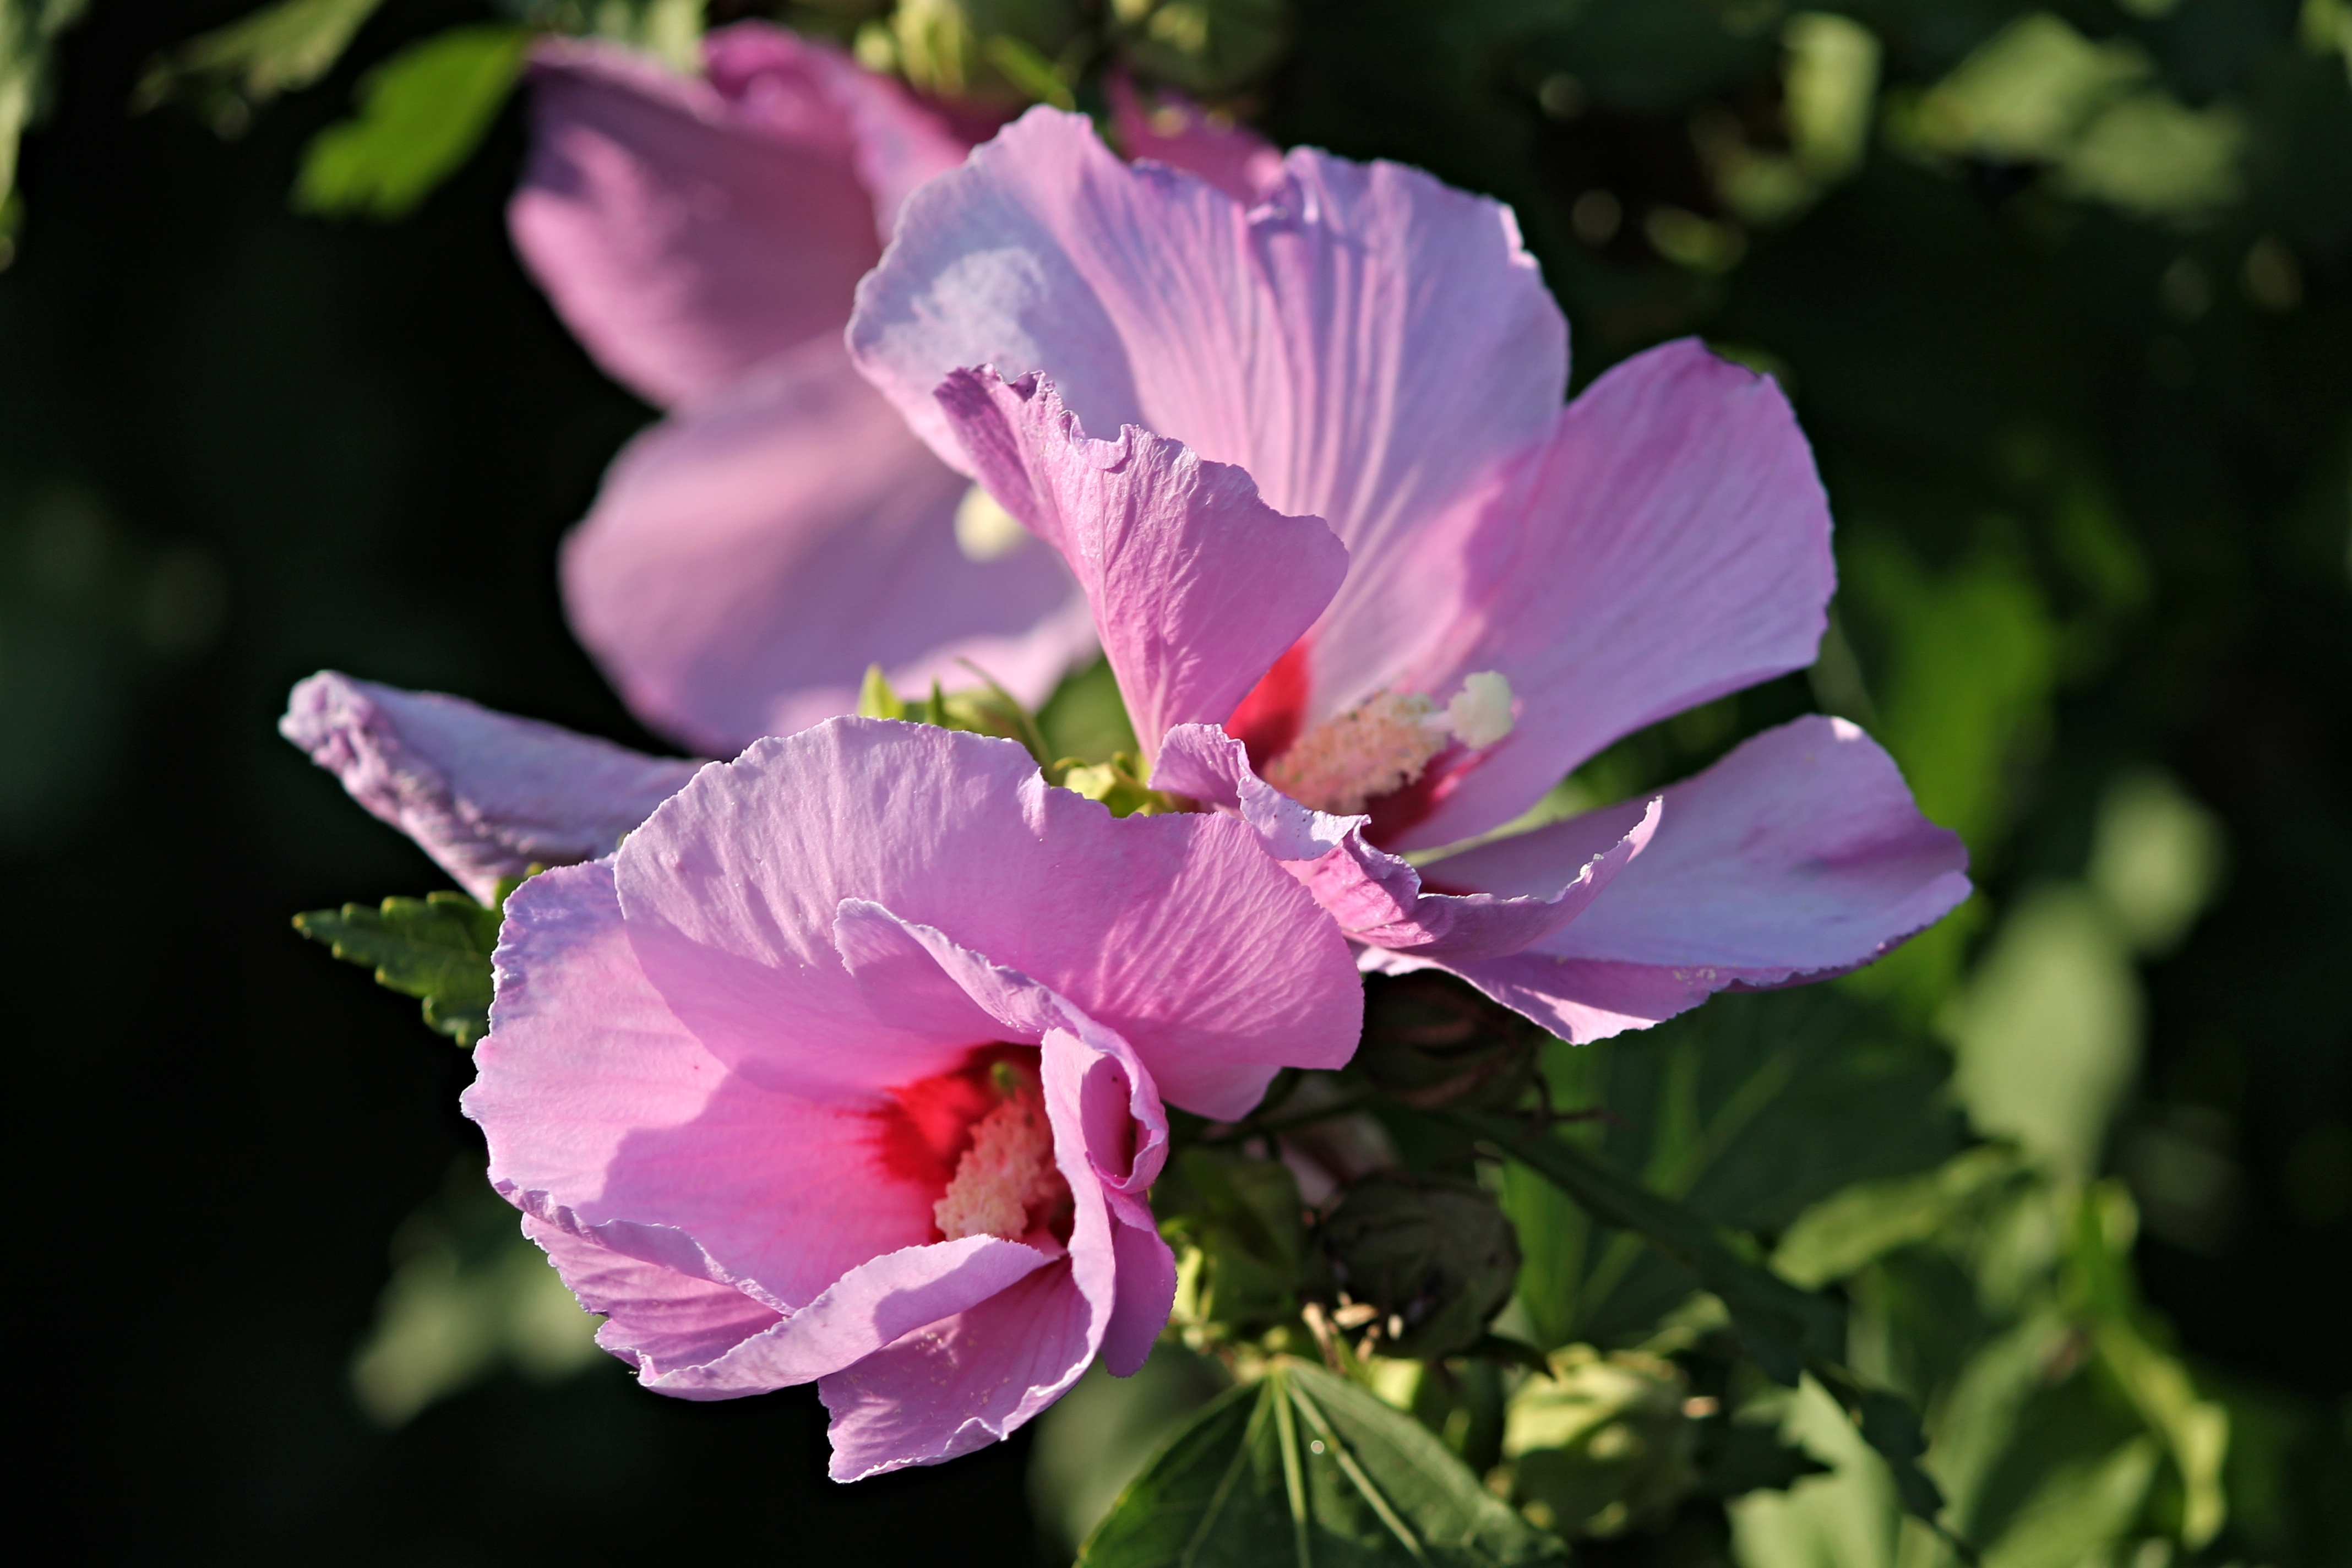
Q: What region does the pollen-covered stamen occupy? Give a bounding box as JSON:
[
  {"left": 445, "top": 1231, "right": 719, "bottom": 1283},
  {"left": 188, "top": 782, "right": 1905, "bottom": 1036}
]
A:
[
  {"left": 1262, "top": 672, "right": 1516, "bottom": 816},
  {"left": 933, "top": 1062, "right": 1067, "bottom": 1243}
]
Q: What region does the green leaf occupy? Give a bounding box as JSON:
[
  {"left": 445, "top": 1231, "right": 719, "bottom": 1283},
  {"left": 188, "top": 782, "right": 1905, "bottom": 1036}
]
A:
[
  {"left": 1772, "top": 1144, "right": 2027, "bottom": 1289},
  {"left": 1488, "top": 986, "right": 1965, "bottom": 1351},
  {"left": 130, "top": 0, "right": 383, "bottom": 127},
  {"left": 1079, "top": 1359, "right": 1566, "bottom": 1566},
  {"left": 1452, "top": 1109, "right": 1958, "bottom": 1539},
  {"left": 1162, "top": 1148, "right": 1307, "bottom": 1340},
  {"left": 293, "top": 889, "right": 502, "bottom": 1044},
  {"left": 1456, "top": 1108, "right": 1844, "bottom": 1384},
  {"left": 292, "top": 24, "right": 530, "bottom": 220},
  {"left": 3, "top": 0, "right": 89, "bottom": 217}
]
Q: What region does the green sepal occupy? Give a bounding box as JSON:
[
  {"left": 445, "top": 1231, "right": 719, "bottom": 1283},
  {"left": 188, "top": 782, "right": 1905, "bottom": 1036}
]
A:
[
  {"left": 292, "top": 23, "right": 530, "bottom": 220},
  {"left": 1078, "top": 1357, "right": 1566, "bottom": 1566},
  {"left": 293, "top": 878, "right": 526, "bottom": 1046},
  {"left": 1057, "top": 752, "right": 1175, "bottom": 817},
  {"left": 856, "top": 663, "right": 907, "bottom": 720},
  {"left": 858, "top": 662, "right": 1055, "bottom": 766}
]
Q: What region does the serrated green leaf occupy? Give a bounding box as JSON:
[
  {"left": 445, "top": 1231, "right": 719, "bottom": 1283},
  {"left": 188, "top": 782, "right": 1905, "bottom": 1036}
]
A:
[
  {"left": 130, "top": 0, "right": 383, "bottom": 123},
  {"left": 292, "top": 23, "right": 529, "bottom": 220},
  {"left": 293, "top": 890, "right": 501, "bottom": 1044},
  {"left": 1079, "top": 1359, "right": 1566, "bottom": 1566}
]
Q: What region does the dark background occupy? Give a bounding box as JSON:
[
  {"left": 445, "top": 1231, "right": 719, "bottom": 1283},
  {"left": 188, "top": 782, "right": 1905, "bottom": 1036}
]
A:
[{"left": 4, "top": 0, "right": 2346, "bottom": 1561}]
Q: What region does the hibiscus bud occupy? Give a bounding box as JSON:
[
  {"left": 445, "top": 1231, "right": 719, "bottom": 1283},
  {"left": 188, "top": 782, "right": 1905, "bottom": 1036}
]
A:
[
  {"left": 891, "top": 0, "right": 1081, "bottom": 107},
  {"left": 1502, "top": 1347, "right": 1702, "bottom": 1538},
  {"left": 1355, "top": 971, "right": 1542, "bottom": 1109},
  {"left": 1109, "top": 0, "right": 1293, "bottom": 96},
  {"left": 1316, "top": 1173, "right": 1519, "bottom": 1358}
]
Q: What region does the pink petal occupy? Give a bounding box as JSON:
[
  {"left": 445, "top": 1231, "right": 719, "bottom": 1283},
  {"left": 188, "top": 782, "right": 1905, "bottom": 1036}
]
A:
[
  {"left": 616, "top": 719, "right": 1363, "bottom": 1120},
  {"left": 820, "top": 1261, "right": 1094, "bottom": 1479},
  {"left": 1106, "top": 74, "right": 1286, "bottom": 204},
  {"left": 1414, "top": 716, "right": 1971, "bottom": 1038},
  {"left": 510, "top": 35, "right": 879, "bottom": 409},
  {"left": 636, "top": 1234, "right": 1057, "bottom": 1400},
  {"left": 702, "top": 21, "right": 967, "bottom": 239},
  {"left": 466, "top": 861, "right": 961, "bottom": 1308},
  {"left": 819, "top": 1015, "right": 1136, "bottom": 1476},
  {"left": 1102, "top": 1215, "right": 1179, "bottom": 1378},
  {"left": 522, "top": 1214, "right": 782, "bottom": 1378},
  {"left": 936, "top": 368, "right": 1345, "bottom": 757},
  {"left": 562, "top": 338, "right": 1094, "bottom": 755},
  {"left": 1154, "top": 723, "right": 1658, "bottom": 965},
  {"left": 280, "top": 672, "right": 698, "bottom": 902},
  {"left": 848, "top": 108, "right": 1566, "bottom": 596},
  {"left": 1376, "top": 340, "right": 1837, "bottom": 850}
]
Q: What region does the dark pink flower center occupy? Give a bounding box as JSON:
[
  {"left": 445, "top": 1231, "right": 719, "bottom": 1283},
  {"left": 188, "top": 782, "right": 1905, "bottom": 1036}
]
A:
[{"left": 872, "top": 1044, "right": 1073, "bottom": 1245}]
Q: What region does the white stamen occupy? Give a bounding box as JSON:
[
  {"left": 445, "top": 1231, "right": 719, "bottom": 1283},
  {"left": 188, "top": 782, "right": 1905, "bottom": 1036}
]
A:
[
  {"left": 954, "top": 484, "right": 1031, "bottom": 562},
  {"left": 1446, "top": 671, "right": 1516, "bottom": 749},
  {"left": 1262, "top": 673, "right": 1516, "bottom": 816},
  {"left": 933, "top": 1085, "right": 1061, "bottom": 1242}
]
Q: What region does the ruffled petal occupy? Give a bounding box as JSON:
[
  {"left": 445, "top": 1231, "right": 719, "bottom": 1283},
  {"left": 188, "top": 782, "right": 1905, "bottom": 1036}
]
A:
[
  {"left": 522, "top": 1215, "right": 782, "bottom": 1379},
  {"left": 702, "top": 21, "right": 967, "bottom": 239},
  {"left": 466, "top": 861, "right": 957, "bottom": 1308},
  {"left": 1154, "top": 723, "right": 1657, "bottom": 965},
  {"left": 1376, "top": 340, "right": 1837, "bottom": 850},
  {"left": 281, "top": 672, "right": 698, "bottom": 902},
  {"left": 615, "top": 720, "right": 1362, "bottom": 1119},
  {"left": 1412, "top": 716, "right": 1970, "bottom": 1037},
  {"left": 849, "top": 108, "right": 1566, "bottom": 616},
  {"left": 509, "top": 36, "right": 884, "bottom": 408},
  {"left": 937, "top": 368, "right": 1344, "bottom": 756},
  {"left": 562, "top": 338, "right": 1093, "bottom": 755},
  {"left": 819, "top": 1260, "right": 1093, "bottom": 1479}
]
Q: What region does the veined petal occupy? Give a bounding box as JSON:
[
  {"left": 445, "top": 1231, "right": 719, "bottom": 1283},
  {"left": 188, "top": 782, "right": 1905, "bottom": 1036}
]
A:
[
  {"left": 280, "top": 672, "right": 698, "bottom": 902},
  {"left": 1155, "top": 722, "right": 1657, "bottom": 963},
  {"left": 612, "top": 720, "right": 1362, "bottom": 1119},
  {"left": 467, "top": 862, "right": 957, "bottom": 1307},
  {"left": 510, "top": 35, "right": 885, "bottom": 408},
  {"left": 850, "top": 108, "right": 1566, "bottom": 607},
  {"left": 1378, "top": 340, "right": 1836, "bottom": 850},
  {"left": 937, "top": 368, "right": 1344, "bottom": 757},
  {"left": 701, "top": 21, "right": 967, "bottom": 241},
  {"left": 522, "top": 1216, "right": 782, "bottom": 1381},
  {"left": 1414, "top": 716, "right": 1970, "bottom": 1037},
  {"left": 562, "top": 339, "right": 1093, "bottom": 755}
]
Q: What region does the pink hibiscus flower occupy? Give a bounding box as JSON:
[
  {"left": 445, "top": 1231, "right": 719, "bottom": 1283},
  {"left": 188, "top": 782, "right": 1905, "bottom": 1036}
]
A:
[
  {"left": 516, "top": 25, "right": 1284, "bottom": 754},
  {"left": 846, "top": 108, "right": 1973, "bottom": 1042},
  {"left": 456, "top": 719, "right": 1360, "bottom": 1477}
]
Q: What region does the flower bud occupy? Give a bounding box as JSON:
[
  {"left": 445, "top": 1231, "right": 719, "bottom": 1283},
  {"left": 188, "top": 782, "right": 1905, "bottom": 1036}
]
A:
[{"left": 1109, "top": 0, "right": 1293, "bottom": 96}]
